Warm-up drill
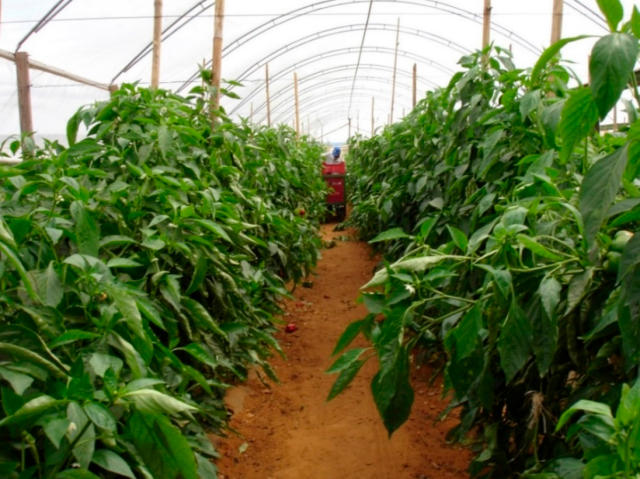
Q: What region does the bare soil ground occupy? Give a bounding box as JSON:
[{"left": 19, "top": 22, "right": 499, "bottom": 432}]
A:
[{"left": 211, "top": 224, "right": 471, "bottom": 479}]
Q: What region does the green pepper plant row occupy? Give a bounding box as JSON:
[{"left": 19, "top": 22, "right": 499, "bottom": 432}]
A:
[
  {"left": 0, "top": 80, "right": 326, "bottom": 478},
  {"left": 329, "top": 1, "right": 640, "bottom": 477}
]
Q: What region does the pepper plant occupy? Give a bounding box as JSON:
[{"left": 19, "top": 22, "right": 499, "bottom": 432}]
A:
[
  {"left": 330, "top": 1, "right": 640, "bottom": 476},
  {"left": 0, "top": 80, "right": 326, "bottom": 478}
]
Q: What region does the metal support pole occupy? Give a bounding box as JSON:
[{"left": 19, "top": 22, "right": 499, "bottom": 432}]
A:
[
  {"left": 15, "top": 52, "right": 33, "bottom": 136},
  {"left": 151, "top": 0, "right": 162, "bottom": 89}
]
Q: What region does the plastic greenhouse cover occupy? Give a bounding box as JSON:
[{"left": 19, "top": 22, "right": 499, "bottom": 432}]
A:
[{"left": 0, "top": 0, "right": 636, "bottom": 143}]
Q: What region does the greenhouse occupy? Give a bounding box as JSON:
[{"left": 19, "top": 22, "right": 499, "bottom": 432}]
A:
[{"left": 1, "top": 0, "right": 640, "bottom": 477}]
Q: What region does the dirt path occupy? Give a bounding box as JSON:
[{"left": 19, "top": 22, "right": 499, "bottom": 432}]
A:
[{"left": 212, "top": 224, "right": 471, "bottom": 479}]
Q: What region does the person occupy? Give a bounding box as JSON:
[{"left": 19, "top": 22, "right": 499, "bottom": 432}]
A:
[{"left": 325, "top": 146, "right": 343, "bottom": 164}]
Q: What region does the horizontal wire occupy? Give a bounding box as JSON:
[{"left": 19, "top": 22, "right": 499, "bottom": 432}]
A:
[{"left": 1, "top": 11, "right": 590, "bottom": 25}]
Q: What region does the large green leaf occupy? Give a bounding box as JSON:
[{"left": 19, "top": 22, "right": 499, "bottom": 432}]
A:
[
  {"left": 127, "top": 411, "right": 199, "bottom": 479},
  {"left": 596, "top": 0, "right": 624, "bottom": 31},
  {"left": 368, "top": 227, "right": 412, "bottom": 243},
  {"left": 590, "top": 33, "right": 639, "bottom": 118},
  {"left": 92, "top": 449, "right": 136, "bottom": 479},
  {"left": 0, "top": 394, "right": 65, "bottom": 427},
  {"left": 34, "top": 261, "right": 63, "bottom": 308},
  {"left": 123, "top": 389, "right": 198, "bottom": 415},
  {"left": 327, "top": 358, "right": 367, "bottom": 401},
  {"left": 579, "top": 145, "right": 629, "bottom": 248},
  {"left": 67, "top": 401, "right": 96, "bottom": 470},
  {"left": 558, "top": 87, "right": 599, "bottom": 163},
  {"left": 530, "top": 36, "right": 590, "bottom": 85},
  {"left": 371, "top": 346, "right": 414, "bottom": 436},
  {"left": 70, "top": 201, "right": 100, "bottom": 257},
  {"left": 497, "top": 302, "right": 532, "bottom": 383}
]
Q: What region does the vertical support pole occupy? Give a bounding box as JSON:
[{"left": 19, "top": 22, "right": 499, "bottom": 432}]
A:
[
  {"left": 151, "top": 0, "right": 162, "bottom": 89},
  {"left": 371, "top": 96, "right": 375, "bottom": 137},
  {"left": 265, "top": 63, "right": 271, "bottom": 127},
  {"left": 348, "top": 117, "right": 352, "bottom": 139},
  {"left": 249, "top": 102, "right": 253, "bottom": 123},
  {"left": 390, "top": 17, "right": 400, "bottom": 124},
  {"left": 551, "top": 0, "right": 563, "bottom": 44},
  {"left": 211, "top": 0, "right": 225, "bottom": 124},
  {"left": 412, "top": 63, "right": 417, "bottom": 108},
  {"left": 482, "top": 0, "right": 492, "bottom": 49},
  {"left": 15, "top": 52, "right": 33, "bottom": 137},
  {"left": 294, "top": 72, "right": 300, "bottom": 137}
]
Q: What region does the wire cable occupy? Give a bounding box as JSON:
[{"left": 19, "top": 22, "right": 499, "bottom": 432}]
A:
[{"left": 347, "top": 0, "right": 374, "bottom": 117}]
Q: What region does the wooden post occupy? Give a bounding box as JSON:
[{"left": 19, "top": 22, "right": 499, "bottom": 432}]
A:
[
  {"left": 371, "top": 96, "right": 375, "bottom": 136},
  {"left": 265, "top": 63, "right": 271, "bottom": 127},
  {"left": 211, "top": 0, "right": 225, "bottom": 123},
  {"left": 412, "top": 63, "right": 417, "bottom": 108},
  {"left": 482, "top": 0, "right": 492, "bottom": 49},
  {"left": 551, "top": 0, "right": 563, "bottom": 44},
  {"left": 294, "top": 72, "right": 300, "bottom": 137},
  {"left": 15, "top": 52, "right": 33, "bottom": 137},
  {"left": 390, "top": 17, "right": 400, "bottom": 124},
  {"left": 151, "top": 0, "right": 162, "bottom": 89}
]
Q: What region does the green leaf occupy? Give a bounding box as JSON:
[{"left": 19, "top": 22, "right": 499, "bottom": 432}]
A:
[
  {"left": 590, "top": 33, "right": 639, "bottom": 118},
  {"left": 0, "top": 365, "right": 34, "bottom": 395},
  {"left": 444, "top": 306, "right": 482, "bottom": 361},
  {"left": 157, "top": 124, "right": 171, "bottom": 158},
  {"left": 104, "top": 283, "right": 144, "bottom": 340},
  {"left": 123, "top": 389, "right": 198, "bottom": 415},
  {"left": 556, "top": 399, "right": 613, "bottom": 431},
  {"left": 579, "top": 145, "right": 629, "bottom": 248},
  {"left": 192, "top": 219, "right": 232, "bottom": 243},
  {"left": 126, "top": 411, "right": 199, "bottom": 479},
  {"left": 371, "top": 346, "right": 414, "bottom": 436},
  {"left": 34, "top": 261, "right": 63, "bottom": 308},
  {"left": 92, "top": 449, "right": 136, "bottom": 478},
  {"left": 66, "top": 112, "right": 80, "bottom": 146},
  {"left": 0, "top": 342, "right": 68, "bottom": 379},
  {"left": 632, "top": 6, "right": 640, "bottom": 37},
  {"left": 83, "top": 402, "right": 116, "bottom": 431},
  {"left": 498, "top": 302, "right": 532, "bottom": 383},
  {"left": 71, "top": 202, "right": 100, "bottom": 257},
  {"left": 565, "top": 269, "right": 594, "bottom": 316},
  {"left": 88, "top": 352, "right": 123, "bottom": 378},
  {"left": 596, "top": 0, "right": 624, "bottom": 31},
  {"left": 516, "top": 234, "right": 563, "bottom": 261},
  {"left": 181, "top": 297, "right": 227, "bottom": 338},
  {"left": 475, "top": 265, "right": 512, "bottom": 299},
  {"left": 332, "top": 319, "right": 366, "bottom": 356},
  {"left": 363, "top": 255, "right": 454, "bottom": 289},
  {"left": 539, "top": 276, "right": 562, "bottom": 320},
  {"left": 67, "top": 401, "right": 95, "bottom": 469},
  {"left": 0, "top": 240, "right": 38, "bottom": 301},
  {"left": 530, "top": 36, "right": 590, "bottom": 85},
  {"left": 99, "top": 235, "right": 136, "bottom": 249},
  {"left": 617, "top": 230, "right": 640, "bottom": 283},
  {"left": 446, "top": 225, "right": 468, "bottom": 252},
  {"left": 616, "top": 378, "right": 640, "bottom": 427},
  {"left": 107, "top": 258, "right": 142, "bottom": 269},
  {"left": 558, "top": 87, "right": 599, "bottom": 163},
  {"left": 368, "top": 227, "right": 412, "bottom": 243},
  {"left": 326, "top": 348, "right": 369, "bottom": 374},
  {"left": 0, "top": 217, "right": 16, "bottom": 247},
  {"left": 43, "top": 417, "right": 71, "bottom": 449},
  {"left": 327, "top": 358, "right": 367, "bottom": 401}
]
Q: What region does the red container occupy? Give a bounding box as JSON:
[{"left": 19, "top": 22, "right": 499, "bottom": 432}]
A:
[{"left": 322, "top": 161, "right": 346, "bottom": 221}]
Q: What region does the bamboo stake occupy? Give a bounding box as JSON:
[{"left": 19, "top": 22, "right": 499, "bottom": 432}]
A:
[
  {"left": 482, "top": 0, "right": 492, "bottom": 49},
  {"left": 15, "top": 51, "right": 33, "bottom": 137},
  {"left": 294, "top": 72, "right": 300, "bottom": 137},
  {"left": 371, "top": 96, "right": 375, "bottom": 136},
  {"left": 210, "top": 0, "right": 225, "bottom": 124},
  {"left": 0, "top": 48, "right": 110, "bottom": 90},
  {"left": 412, "top": 63, "right": 417, "bottom": 108},
  {"left": 551, "top": 0, "right": 564, "bottom": 44},
  {"left": 265, "top": 63, "right": 271, "bottom": 127},
  {"left": 390, "top": 17, "right": 400, "bottom": 124},
  {"left": 151, "top": 0, "right": 162, "bottom": 89}
]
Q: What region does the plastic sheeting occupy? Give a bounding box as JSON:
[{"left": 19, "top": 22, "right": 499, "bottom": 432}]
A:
[{"left": 0, "top": 1, "right": 634, "bottom": 142}]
